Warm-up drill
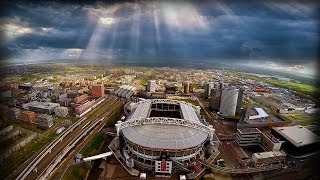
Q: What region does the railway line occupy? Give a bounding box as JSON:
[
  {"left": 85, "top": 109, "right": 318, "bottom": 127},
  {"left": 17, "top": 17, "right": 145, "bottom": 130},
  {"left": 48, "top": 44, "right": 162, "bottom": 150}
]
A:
[{"left": 11, "top": 96, "right": 121, "bottom": 180}]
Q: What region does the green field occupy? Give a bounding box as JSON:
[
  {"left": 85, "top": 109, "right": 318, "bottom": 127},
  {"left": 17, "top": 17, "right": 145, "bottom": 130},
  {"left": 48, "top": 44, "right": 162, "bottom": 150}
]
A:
[
  {"left": 170, "top": 98, "right": 200, "bottom": 106},
  {"left": 265, "top": 79, "right": 318, "bottom": 98},
  {"left": 236, "top": 72, "right": 319, "bottom": 101},
  {"left": 280, "top": 114, "right": 317, "bottom": 126}
]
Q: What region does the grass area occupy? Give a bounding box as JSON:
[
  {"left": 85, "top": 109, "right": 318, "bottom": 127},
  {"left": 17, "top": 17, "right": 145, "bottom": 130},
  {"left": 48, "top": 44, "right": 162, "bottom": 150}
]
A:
[
  {"left": 63, "top": 163, "right": 92, "bottom": 180},
  {"left": 223, "top": 115, "right": 241, "bottom": 120},
  {"left": 0, "top": 130, "right": 57, "bottom": 179},
  {"left": 265, "top": 79, "right": 318, "bottom": 98},
  {"left": 170, "top": 98, "right": 200, "bottom": 106},
  {"left": 280, "top": 114, "right": 317, "bottom": 126},
  {"left": 238, "top": 72, "right": 319, "bottom": 101},
  {"left": 80, "top": 132, "right": 106, "bottom": 157}
]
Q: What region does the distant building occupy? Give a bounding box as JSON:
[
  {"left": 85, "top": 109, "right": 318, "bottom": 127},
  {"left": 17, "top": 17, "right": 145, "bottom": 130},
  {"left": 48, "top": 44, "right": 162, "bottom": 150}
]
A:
[
  {"left": 37, "top": 114, "right": 53, "bottom": 128},
  {"left": 54, "top": 106, "right": 69, "bottom": 117},
  {"left": 205, "top": 81, "right": 223, "bottom": 99},
  {"left": 74, "top": 94, "right": 88, "bottom": 104},
  {"left": 183, "top": 81, "right": 189, "bottom": 94},
  {"left": 75, "top": 100, "right": 95, "bottom": 115},
  {"left": 189, "top": 83, "right": 193, "bottom": 93},
  {"left": 114, "top": 85, "right": 136, "bottom": 99},
  {"left": 219, "top": 87, "right": 243, "bottom": 116},
  {"left": 252, "top": 151, "right": 286, "bottom": 167},
  {"left": 18, "top": 84, "right": 32, "bottom": 91},
  {"left": 23, "top": 101, "right": 60, "bottom": 114},
  {"left": 271, "top": 126, "right": 320, "bottom": 156},
  {"left": 147, "top": 80, "right": 156, "bottom": 93},
  {"left": 203, "top": 82, "right": 214, "bottom": 99},
  {"left": 92, "top": 84, "right": 105, "bottom": 97},
  {"left": 235, "top": 128, "right": 261, "bottom": 147},
  {"left": 20, "top": 111, "right": 36, "bottom": 123},
  {"left": 165, "top": 84, "right": 178, "bottom": 94}
]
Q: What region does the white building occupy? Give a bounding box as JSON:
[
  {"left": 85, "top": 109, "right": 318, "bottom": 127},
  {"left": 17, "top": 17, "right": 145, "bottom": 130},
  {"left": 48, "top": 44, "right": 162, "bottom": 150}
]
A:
[
  {"left": 219, "top": 87, "right": 241, "bottom": 116},
  {"left": 147, "top": 80, "right": 157, "bottom": 93},
  {"left": 252, "top": 151, "right": 286, "bottom": 167}
]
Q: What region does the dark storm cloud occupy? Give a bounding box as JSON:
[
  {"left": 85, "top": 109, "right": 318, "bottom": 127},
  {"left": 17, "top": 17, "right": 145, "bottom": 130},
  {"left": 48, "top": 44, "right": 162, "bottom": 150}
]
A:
[{"left": 0, "top": 0, "right": 319, "bottom": 64}]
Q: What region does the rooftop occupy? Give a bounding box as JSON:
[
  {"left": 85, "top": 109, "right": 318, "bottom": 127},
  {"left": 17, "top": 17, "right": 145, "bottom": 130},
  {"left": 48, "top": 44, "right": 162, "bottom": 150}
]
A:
[
  {"left": 122, "top": 99, "right": 211, "bottom": 150},
  {"left": 24, "top": 101, "right": 60, "bottom": 109},
  {"left": 248, "top": 107, "right": 269, "bottom": 120},
  {"left": 273, "top": 126, "right": 320, "bottom": 147},
  {"left": 253, "top": 151, "right": 286, "bottom": 159},
  {"left": 238, "top": 128, "right": 261, "bottom": 135}
]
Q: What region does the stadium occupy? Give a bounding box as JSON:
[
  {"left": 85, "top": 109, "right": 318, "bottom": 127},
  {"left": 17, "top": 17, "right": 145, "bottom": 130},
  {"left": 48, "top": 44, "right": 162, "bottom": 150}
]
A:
[{"left": 110, "top": 99, "right": 220, "bottom": 176}]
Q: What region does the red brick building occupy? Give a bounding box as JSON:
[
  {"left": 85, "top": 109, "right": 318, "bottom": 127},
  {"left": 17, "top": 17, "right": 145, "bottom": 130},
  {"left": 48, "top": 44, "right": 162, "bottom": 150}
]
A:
[
  {"left": 92, "top": 84, "right": 105, "bottom": 97},
  {"left": 74, "top": 94, "right": 88, "bottom": 104},
  {"left": 20, "top": 111, "right": 36, "bottom": 123}
]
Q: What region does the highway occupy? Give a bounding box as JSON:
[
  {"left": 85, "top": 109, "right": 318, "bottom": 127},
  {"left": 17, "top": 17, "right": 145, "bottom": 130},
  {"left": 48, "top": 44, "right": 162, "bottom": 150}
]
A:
[{"left": 11, "top": 96, "right": 122, "bottom": 180}]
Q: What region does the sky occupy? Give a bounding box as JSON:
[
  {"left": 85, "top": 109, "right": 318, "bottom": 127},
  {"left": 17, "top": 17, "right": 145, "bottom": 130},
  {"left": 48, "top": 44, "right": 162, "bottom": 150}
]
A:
[{"left": 0, "top": 0, "right": 319, "bottom": 76}]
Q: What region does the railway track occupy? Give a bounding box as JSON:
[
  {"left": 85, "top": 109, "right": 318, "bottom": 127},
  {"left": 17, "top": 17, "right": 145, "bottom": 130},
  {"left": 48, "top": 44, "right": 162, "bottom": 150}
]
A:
[
  {"left": 11, "top": 96, "right": 119, "bottom": 180},
  {"left": 38, "top": 100, "right": 123, "bottom": 180}
]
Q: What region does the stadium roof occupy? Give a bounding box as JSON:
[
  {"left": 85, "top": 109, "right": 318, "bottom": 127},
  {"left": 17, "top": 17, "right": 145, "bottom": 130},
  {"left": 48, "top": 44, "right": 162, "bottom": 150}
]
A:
[{"left": 122, "top": 99, "right": 210, "bottom": 150}]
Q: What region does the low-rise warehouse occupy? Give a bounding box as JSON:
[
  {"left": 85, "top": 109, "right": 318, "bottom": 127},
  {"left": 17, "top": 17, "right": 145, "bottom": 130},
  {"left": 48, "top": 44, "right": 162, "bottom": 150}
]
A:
[
  {"left": 271, "top": 126, "right": 320, "bottom": 156},
  {"left": 23, "top": 101, "right": 60, "bottom": 114}
]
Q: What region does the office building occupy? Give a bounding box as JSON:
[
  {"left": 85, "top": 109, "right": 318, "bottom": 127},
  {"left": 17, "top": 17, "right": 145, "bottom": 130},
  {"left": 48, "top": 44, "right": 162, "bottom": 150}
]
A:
[
  {"left": 235, "top": 128, "right": 262, "bottom": 147},
  {"left": 189, "top": 83, "right": 193, "bottom": 93},
  {"left": 23, "top": 101, "right": 60, "bottom": 114},
  {"left": 219, "top": 87, "right": 242, "bottom": 116},
  {"left": 147, "top": 80, "right": 157, "bottom": 93},
  {"left": 183, "top": 81, "right": 189, "bottom": 94},
  {"left": 209, "top": 89, "right": 221, "bottom": 110}
]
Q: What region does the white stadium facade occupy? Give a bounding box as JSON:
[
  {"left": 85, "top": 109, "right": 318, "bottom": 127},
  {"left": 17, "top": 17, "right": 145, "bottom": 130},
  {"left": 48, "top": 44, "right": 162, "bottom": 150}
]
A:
[{"left": 109, "top": 99, "right": 220, "bottom": 176}]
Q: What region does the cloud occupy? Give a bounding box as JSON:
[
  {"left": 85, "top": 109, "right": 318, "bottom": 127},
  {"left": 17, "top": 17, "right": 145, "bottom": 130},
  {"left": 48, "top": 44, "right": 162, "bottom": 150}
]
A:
[{"left": 0, "top": 0, "right": 318, "bottom": 67}]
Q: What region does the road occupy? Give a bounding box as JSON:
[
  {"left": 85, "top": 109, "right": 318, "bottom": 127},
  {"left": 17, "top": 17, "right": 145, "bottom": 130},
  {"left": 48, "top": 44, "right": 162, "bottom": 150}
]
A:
[
  {"left": 193, "top": 94, "right": 229, "bottom": 135},
  {"left": 9, "top": 96, "right": 122, "bottom": 180}
]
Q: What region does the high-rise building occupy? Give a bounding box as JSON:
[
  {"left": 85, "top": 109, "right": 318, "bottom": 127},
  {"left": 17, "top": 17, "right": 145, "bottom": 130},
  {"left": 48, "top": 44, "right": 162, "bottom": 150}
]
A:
[
  {"left": 209, "top": 89, "right": 221, "bottom": 110},
  {"left": 219, "top": 87, "right": 243, "bottom": 116},
  {"left": 147, "top": 80, "right": 156, "bottom": 93},
  {"left": 204, "top": 81, "right": 223, "bottom": 99},
  {"left": 92, "top": 84, "right": 105, "bottom": 97},
  {"left": 183, "top": 81, "right": 189, "bottom": 94},
  {"left": 203, "top": 82, "right": 214, "bottom": 98},
  {"left": 189, "top": 83, "right": 193, "bottom": 93},
  {"left": 236, "top": 88, "right": 244, "bottom": 113}
]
